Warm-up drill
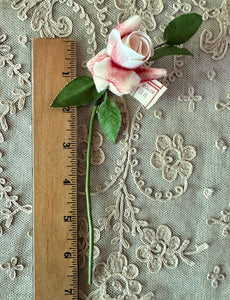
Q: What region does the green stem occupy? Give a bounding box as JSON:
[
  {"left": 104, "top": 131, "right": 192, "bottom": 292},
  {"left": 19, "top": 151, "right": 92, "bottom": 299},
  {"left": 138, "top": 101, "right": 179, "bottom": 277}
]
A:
[
  {"left": 154, "top": 42, "right": 167, "bottom": 50},
  {"left": 86, "top": 105, "right": 98, "bottom": 285}
]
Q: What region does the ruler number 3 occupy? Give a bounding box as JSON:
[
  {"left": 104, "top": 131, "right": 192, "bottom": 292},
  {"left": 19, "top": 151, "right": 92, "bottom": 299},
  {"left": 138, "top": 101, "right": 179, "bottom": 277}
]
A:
[{"left": 63, "top": 142, "right": 71, "bottom": 148}]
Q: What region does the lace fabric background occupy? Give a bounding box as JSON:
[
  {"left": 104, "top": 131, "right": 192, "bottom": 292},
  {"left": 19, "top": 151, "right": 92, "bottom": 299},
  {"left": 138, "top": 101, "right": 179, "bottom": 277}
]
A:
[{"left": 0, "top": 0, "right": 230, "bottom": 299}]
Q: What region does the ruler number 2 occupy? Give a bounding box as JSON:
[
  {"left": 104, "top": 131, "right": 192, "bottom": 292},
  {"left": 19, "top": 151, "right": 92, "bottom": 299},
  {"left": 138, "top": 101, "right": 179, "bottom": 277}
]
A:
[{"left": 64, "top": 289, "right": 73, "bottom": 295}]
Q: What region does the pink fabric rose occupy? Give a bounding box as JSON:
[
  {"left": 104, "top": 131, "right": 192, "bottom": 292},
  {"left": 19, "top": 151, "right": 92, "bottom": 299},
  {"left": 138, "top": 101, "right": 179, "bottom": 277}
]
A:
[{"left": 87, "top": 15, "right": 167, "bottom": 96}]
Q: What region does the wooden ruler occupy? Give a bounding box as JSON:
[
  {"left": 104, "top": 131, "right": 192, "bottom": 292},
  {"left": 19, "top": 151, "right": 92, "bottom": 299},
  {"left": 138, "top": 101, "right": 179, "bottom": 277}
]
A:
[{"left": 33, "top": 39, "right": 78, "bottom": 299}]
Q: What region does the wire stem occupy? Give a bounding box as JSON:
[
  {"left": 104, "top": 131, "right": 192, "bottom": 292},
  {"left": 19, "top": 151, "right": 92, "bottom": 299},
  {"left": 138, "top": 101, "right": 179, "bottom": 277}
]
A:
[{"left": 86, "top": 105, "right": 98, "bottom": 285}]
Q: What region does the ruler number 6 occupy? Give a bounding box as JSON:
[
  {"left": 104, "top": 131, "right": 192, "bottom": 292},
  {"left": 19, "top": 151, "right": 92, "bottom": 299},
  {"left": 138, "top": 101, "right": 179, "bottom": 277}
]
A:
[{"left": 64, "top": 252, "right": 72, "bottom": 259}]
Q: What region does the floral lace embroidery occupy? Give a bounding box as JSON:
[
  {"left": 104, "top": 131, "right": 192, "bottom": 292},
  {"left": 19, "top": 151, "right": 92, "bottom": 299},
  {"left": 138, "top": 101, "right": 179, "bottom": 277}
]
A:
[
  {"left": 89, "top": 252, "right": 154, "bottom": 300},
  {"left": 11, "top": 0, "right": 97, "bottom": 66},
  {"left": 207, "top": 69, "right": 216, "bottom": 81},
  {"left": 136, "top": 225, "right": 208, "bottom": 273},
  {"left": 162, "top": 54, "right": 185, "bottom": 86},
  {"left": 60, "top": 0, "right": 97, "bottom": 63},
  {"left": 78, "top": 216, "right": 100, "bottom": 269},
  {"left": 178, "top": 86, "right": 202, "bottom": 111},
  {"left": 203, "top": 188, "right": 214, "bottom": 199},
  {"left": 130, "top": 108, "right": 190, "bottom": 201},
  {"left": 216, "top": 138, "right": 227, "bottom": 152},
  {"left": 1, "top": 257, "right": 24, "bottom": 280},
  {"left": 78, "top": 124, "right": 105, "bottom": 176},
  {"left": 0, "top": 31, "right": 31, "bottom": 139},
  {"left": 192, "top": 0, "right": 230, "bottom": 60},
  {"left": 0, "top": 32, "right": 30, "bottom": 87},
  {"left": 207, "top": 266, "right": 226, "bottom": 288},
  {"left": 86, "top": 0, "right": 112, "bottom": 40},
  {"left": 207, "top": 203, "right": 230, "bottom": 236},
  {"left": 11, "top": 0, "right": 72, "bottom": 38},
  {"left": 215, "top": 94, "right": 230, "bottom": 111},
  {"left": 92, "top": 105, "right": 208, "bottom": 297},
  {"left": 0, "top": 169, "right": 32, "bottom": 235},
  {"left": 0, "top": 89, "right": 31, "bottom": 132},
  {"left": 18, "top": 35, "right": 28, "bottom": 45},
  {"left": 151, "top": 134, "right": 196, "bottom": 182},
  {"left": 114, "top": 0, "right": 164, "bottom": 32},
  {"left": 153, "top": 109, "right": 163, "bottom": 120},
  {"left": 165, "top": 0, "right": 192, "bottom": 20}
]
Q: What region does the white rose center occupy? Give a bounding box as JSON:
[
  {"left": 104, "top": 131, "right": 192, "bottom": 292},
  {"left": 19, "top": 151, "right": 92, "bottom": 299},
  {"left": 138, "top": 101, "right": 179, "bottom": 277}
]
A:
[{"left": 122, "top": 31, "right": 152, "bottom": 58}]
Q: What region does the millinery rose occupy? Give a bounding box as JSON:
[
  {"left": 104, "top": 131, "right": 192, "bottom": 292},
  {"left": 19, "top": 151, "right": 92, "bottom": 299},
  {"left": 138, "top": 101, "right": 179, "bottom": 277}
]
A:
[
  {"left": 87, "top": 15, "right": 167, "bottom": 96},
  {"left": 51, "top": 12, "right": 202, "bottom": 285}
]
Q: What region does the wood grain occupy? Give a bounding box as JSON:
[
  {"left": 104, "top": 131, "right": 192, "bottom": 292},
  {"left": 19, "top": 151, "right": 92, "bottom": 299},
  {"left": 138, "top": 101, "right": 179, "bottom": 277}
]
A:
[{"left": 33, "top": 39, "right": 78, "bottom": 300}]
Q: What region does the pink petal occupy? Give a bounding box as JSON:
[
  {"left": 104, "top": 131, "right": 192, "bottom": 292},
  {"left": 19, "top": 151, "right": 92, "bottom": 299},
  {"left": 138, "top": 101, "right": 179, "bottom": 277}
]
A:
[
  {"left": 136, "top": 67, "right": 167, "bottom": 82},
  {"left": 115, "top": 15, "right": 142, "bottom": 38},
  {"left": 107, "top": 29, "right": 145, "bottom": 69},
  {"left": 93, "top": 57, "right": 141, "bottom": 95},
  {"left": 87, "top": 49, "right": 108, "bottom": 76}
]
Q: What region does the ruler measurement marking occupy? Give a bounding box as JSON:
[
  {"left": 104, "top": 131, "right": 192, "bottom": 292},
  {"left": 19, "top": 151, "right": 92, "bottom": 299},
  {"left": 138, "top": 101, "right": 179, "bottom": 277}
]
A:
[{"left": 33, "top": 39, "right": 78, "bottom": 300}]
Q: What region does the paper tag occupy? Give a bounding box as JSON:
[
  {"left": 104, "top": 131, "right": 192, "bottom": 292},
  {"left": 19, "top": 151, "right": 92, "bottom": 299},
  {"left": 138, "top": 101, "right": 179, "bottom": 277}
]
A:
[{"left": 132, "top": 80, "right": 167, "bottom": 109}]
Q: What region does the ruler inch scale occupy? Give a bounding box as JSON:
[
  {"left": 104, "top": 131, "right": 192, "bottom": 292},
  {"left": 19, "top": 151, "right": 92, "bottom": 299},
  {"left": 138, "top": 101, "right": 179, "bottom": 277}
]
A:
[{"left": 33, "top": 39, "right": 78, "bottom": 300}]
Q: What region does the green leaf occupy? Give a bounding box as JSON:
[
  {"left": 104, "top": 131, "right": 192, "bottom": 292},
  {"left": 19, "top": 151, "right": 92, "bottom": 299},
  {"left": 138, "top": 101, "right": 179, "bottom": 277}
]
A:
[
  {"left": 149, "top": 46, "right": 193, "bottom": 61},
  {"left": 164, "top": 13, "right": 202, "bottom": 45},
  {"left": 97, "top": 94, "right": 122, "bottom": 144},
  {"left": 50, "top": 76, "right": 105, "bottom": 108}
]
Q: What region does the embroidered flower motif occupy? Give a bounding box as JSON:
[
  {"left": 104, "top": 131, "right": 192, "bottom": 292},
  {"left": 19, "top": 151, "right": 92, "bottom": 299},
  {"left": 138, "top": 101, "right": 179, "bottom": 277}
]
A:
[
  {"left": 207, "top": 203, "right": 230, "bottom": 236},
  {"left": 150, "top": 134, "right": 196, "bottom": 182},
  {"left": 78, "top": 216, "right": 100, "bottom": 269},
  {"left": 89, "top": 252, "right": 153, "bottom": 299},
  {"left": 18, "top": 34, "right": 28, "bottom": 45},
  {"left": 153, "top": 109, "right": 163, "bottom": 119},
  {"left": 136, "top": 225, "right": 208, "bottom": 273},
  {"left": 203, "top": 188, "right": 214, "bottom": 199},
  {"left": 207, "top": 266, "right": 225, "bottom": 288},
  {"left": 114, "top": 0, "right": 164, "bottom": 32},
  {"left": 216, "top": 138, "right": 227, "bottom": 152},
  {"left": 136, "top": 226, "right": 180, "bottom": 272},
  {"left": 1, "top": 257, "right": 24, "bottom": 280},
  {"left": 207, "top": 69, "right": 216, "bottom": 81},
  {"left": 178, "top": 86, "right": 202, "bottom": 111},
  {"left": 215, "top": 99, "right": 230, "bottom": 111}
]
